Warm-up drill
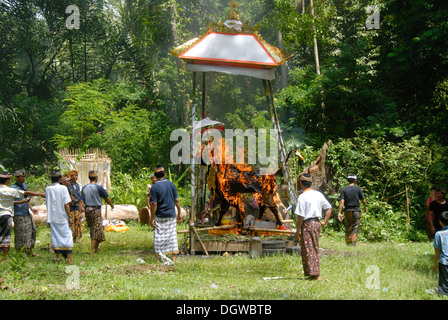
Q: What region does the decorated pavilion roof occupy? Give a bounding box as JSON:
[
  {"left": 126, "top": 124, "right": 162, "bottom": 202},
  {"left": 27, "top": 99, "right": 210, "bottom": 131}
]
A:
[{"left": 170, "top": 1, "right": 291, "bottom": 79}]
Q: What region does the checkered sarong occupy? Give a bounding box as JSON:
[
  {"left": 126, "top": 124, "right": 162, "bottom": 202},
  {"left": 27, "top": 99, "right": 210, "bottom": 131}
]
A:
[
  {"left": 0, "top": 215, "right": 12, "bottom": 252},
  {"left": 154, "top": 216, "right": 178, "bottom": 255}
]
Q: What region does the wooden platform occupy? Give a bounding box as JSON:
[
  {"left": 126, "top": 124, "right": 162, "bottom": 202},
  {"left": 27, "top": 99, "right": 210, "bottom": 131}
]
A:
[{"left": 193, "top": 239, "right": 297, "bottom": 257}]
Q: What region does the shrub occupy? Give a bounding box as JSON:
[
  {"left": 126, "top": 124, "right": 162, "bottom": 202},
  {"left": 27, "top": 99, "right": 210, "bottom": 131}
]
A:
[{"left": 326, "top": 133, "right": 448, "bottom": 241}]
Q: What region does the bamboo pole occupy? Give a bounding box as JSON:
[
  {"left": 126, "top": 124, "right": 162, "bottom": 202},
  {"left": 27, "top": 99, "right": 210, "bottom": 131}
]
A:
[
  {"left": 177, "top": 224, "right": 235, "bottom": 234},
  {"left": 190, "top": 224, "right": 209, "bottom": 256},
  {"left": 247, "top": 227, "right": 296, "bottom": 235},
  {"left": 178, "top": 225, "right": 296, "bottom": 235},
  {"left": 190, "top": 72, "right": 197, "bottom": 255},
  {"left": 262, "top": 79, "right": 297, "bottom": 212}
]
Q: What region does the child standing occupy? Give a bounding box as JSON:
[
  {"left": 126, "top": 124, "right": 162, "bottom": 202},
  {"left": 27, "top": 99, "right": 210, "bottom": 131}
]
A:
[{"left": 432, "top": 211, "right": 448, "bottom": 295}]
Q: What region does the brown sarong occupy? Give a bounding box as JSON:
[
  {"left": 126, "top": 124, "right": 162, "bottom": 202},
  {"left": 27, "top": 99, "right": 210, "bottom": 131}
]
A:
[
  {"left": 299, "top": 218, "right": 321, "bottom": 277},
  {"left": 344, "top": 210, "right": 361, "bottom": 245},
  {"left": 85, "top": 207, "right": 105, "bottom": 242},
  {"left": 69, "top": 210, "right": 83, "bottom": 242}
]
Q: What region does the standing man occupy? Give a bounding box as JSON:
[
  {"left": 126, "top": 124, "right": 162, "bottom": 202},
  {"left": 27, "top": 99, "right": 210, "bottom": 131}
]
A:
[
  {"left": 79, "top": 171, "right": 114, "bottom": 255},
  {"left": 0, "top": 172, "right": 45, "bottom": 261},
  {"left": 294, "top": 173, "right": 332, "bottom": 281},
  {"left": 428, "top": 188, "right": 448, "bottom": 238},
  {"left": 338, "top": 174, "right": 367, "bottom": 246},
  {"left": 150, "top": 165, "right": 182, "bottom": 264},
  {"left": 45, "top": 170, "right": 73, "bottom": 264},
  {"left": 68, "top": 170, "right": 83, "bottom": 242},
  {"left": 11, "top": 169, "right": 40, "bottom": 257}
]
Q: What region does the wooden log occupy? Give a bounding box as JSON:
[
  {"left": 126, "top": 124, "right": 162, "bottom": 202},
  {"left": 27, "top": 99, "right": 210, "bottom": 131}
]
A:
[{"left": 31, "top": 204, "right": 140, "bottom": 225}]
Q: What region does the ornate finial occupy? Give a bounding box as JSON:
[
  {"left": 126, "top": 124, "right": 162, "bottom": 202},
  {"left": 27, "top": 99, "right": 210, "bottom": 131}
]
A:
[{"left": 227, "top": 1, "right": 241, "bottom": 21}]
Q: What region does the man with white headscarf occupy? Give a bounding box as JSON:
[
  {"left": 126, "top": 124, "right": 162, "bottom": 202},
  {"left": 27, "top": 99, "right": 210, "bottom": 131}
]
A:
[{"left": 338, "top": 173, "right": 367, "bottom": 246}]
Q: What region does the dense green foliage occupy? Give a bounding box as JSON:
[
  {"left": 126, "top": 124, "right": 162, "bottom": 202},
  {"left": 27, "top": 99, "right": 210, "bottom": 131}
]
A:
[{"left": 1, "top": 0, "right": 447, "bottom": 241}]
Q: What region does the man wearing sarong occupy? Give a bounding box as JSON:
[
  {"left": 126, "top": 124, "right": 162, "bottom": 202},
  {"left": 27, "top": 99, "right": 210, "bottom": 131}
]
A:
[
  {"left": 68, "top": 170, "right": 83, "bottom": 242},
  {"left": 0, "top": 172, "right": 45, "bottom": 261},
  {"left": 79, "top": 171, "right": 114, "bottom": 255},
  {"left": 294, "top": 173, "right": 332, "bottom": 281},
  {"left": 150, "top": 165, "right": 182, "bottom": 263},
  {"left": 11, "top": 169, "right": 41, "bottom": 256},
  {"left": 337, "top": 174, "right": 366, "bottom": 246},
  {"left": 46, "top": 170, "right": 74, "bottom": 264}
]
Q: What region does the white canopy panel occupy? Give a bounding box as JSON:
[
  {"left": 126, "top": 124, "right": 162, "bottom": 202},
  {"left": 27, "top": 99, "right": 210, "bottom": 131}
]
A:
[
  {"left": 180, "top": 32, "right": 277, "bottom": 66},
  {"left": 186, "top": 63, "right": 276, "bottom": 80}
]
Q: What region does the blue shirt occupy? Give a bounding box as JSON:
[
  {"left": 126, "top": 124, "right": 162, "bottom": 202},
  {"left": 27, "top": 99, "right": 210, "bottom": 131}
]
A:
[
  {"left": 68, "top": 181, "right": 81, "bottom": 211},
  {"left": 149, "top": 179, "right": 179, "bottom": 218},
  {"left": 434, "top": 226, "right": 448, "bottom": 266},
  {"left": 11, "top": 182, "right": 30, "bottom": 216},
  {"left": 81, "top": 183, "right": 109, "bottom": 208}
]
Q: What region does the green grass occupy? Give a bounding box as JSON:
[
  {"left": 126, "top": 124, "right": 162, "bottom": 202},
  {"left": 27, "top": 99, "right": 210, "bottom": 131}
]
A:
[{"left": 0, "top": 221, "right": 446, "bottom": 300}]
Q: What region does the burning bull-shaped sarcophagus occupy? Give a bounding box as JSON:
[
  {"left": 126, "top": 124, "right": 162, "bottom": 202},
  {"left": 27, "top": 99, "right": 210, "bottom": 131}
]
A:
[{"left": 206, "top": 160, "right": 288, "bottom": 231}]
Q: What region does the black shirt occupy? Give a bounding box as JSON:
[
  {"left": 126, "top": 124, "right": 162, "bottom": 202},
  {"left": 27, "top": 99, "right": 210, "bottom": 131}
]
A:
[
  {"left": 428, "top": 200, "right": 448, "bottom": 231},
  {"left": 340, "top": 185, "right": 365, "bottom": 211}
]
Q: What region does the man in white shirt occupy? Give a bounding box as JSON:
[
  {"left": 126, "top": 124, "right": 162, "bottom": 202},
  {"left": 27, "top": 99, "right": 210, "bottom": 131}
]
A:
[
  {"left": 46, "top": 170, "right": 73, "bottom": 264},
  {"left": 294, "top": 173, "right": 332, "bottom": 280},
  {"left": 0, "top": 172, "right": 45, "bottom": 261}
]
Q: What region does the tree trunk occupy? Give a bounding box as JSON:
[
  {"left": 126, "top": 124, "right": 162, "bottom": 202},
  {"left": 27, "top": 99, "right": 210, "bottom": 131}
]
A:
[
  {"left": 310, "top": 0, "right": 321, "bottom": 75},
  {"left": 277, "top": 30, "right": 288, "bottom": 88},
  {"left": 170, "top": 0, "right": 189, "bottom": 127}
]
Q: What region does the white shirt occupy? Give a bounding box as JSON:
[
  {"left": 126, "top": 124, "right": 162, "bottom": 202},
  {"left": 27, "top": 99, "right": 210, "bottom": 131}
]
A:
[
  {"left": 0, "top": 184, "right": 24, "bottom": 217},
  {"left": 46, "top": 183, "right": 71, "bottom": 224},
  {"left": 295, "top": 189, "right": 332, "bottom": 220}
]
